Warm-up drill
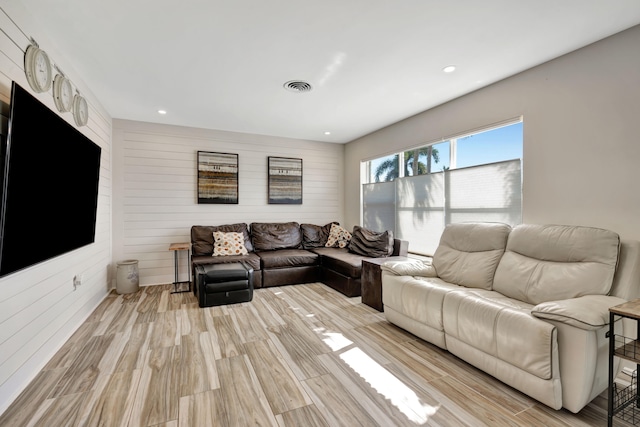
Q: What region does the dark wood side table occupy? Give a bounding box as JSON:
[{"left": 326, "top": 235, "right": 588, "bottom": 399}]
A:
[{"left": 361, "top": 256, "right": 410, "bottom": 311}]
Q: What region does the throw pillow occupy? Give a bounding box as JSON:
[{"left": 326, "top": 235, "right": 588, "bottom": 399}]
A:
[
  {"left": 348, "top": 225, "right": 394, "bottom": 257},
  {"left": 213, "top": 231, "right": 248, "bottom": 256},
  {"left": 325, "top": 224, "right": 352, "bottom": 249}
]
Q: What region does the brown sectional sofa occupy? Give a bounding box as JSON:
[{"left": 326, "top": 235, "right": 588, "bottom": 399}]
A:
[{"left": 190, "top": 221, "right": 408, "bottom": 296}]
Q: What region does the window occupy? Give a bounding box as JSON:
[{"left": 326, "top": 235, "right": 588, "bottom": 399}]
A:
[{"left": 362, "top": 120, "right": 523, "bottom": 255}]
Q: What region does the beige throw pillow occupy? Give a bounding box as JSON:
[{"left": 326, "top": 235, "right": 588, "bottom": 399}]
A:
[
  {"left": 325, "top": 224, "right": 352, "bottom": 249},
  {"left": 213, "top": 231, "right": 248, "bottom": 256}
]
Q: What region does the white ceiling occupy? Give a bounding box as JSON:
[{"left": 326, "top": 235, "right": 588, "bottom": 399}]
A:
[{"left": 16, "top": 0, "right": 640, "bottom": 143}]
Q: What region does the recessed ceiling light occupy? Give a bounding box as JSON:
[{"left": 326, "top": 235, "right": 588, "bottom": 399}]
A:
[
  {"left": 443, "top": 65, "right": 456, "bottom": 73},
  {"left": 324, "top": 131, "right": 331, "bottom": 135},
  {"left": 158, "top": 109, "right": 167, "bottom": 115}
]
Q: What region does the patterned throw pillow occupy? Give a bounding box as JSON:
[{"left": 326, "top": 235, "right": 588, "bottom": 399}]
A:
[
  {"left": 213, "top": 231, "right": 248, "bottom": 256},
  {"left": 325, "top": 224, "right": 352, "bottom": 248}
]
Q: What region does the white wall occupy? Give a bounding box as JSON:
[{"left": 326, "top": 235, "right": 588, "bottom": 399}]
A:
[
  {"left": 112, "top": 119, "right": 344, "bottom": 286},
  {"left": 0, "top": 3, "right": 112, "bottom": 415},
  {"left": 345, "top": 25, "right": 640, "bottom": 242}
]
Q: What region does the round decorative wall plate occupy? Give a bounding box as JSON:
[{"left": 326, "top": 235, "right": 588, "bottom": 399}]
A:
[
  {"left": 72, "top": 94, "right": 89, "bottom": 126},
  {"left": 24, "top": 44, "right": 53, "bottom": 93},
  {"left": 53, "top": 74, "right": 73, "bottom": 112}
]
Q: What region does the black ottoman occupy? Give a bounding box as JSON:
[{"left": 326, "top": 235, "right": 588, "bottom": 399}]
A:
[{"left": 194, "top": 262, "right": 254, "bottom": 308}]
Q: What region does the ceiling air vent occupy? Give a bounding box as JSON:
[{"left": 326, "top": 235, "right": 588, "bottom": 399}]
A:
[{"left": 283, "top": 80, "right": 312, "bottom": 93}]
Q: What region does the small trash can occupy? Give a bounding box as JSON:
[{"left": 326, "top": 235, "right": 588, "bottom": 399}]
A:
[{"left": 116, "top": 260, "right": 139, "bottom": 294}]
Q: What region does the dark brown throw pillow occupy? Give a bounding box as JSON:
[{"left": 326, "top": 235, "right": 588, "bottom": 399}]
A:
[
  {"left": 191, "top": 223, "right": 253, "bottom": 255},
  {"left": 348, "top": 225, "right": 393, "bottom": 258},
  {"left": 301, "top": 222, "right": 339, "bottom": 249}
]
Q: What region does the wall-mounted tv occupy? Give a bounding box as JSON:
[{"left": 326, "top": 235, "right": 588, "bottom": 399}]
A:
[{"left": 0, "top": 82, "right": 101, "bottom": 277}]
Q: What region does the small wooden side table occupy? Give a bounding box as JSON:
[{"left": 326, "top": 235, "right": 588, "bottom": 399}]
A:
[
  {"left": 361, "top": 256, "right": 410, "bottom": 311},
  {"left": 169, "top": 242, "right": 191, "bottom": 294}
]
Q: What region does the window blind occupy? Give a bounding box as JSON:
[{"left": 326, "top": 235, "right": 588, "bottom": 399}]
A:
[
  {"left": 395, "top": 172, "right": 445, "bottom": 255},
  {"left": 363, "top": 181, "right": 395, "bottom": 234},
  {"left": 362, "top": 159, "right": 521, "bottom": 256}
]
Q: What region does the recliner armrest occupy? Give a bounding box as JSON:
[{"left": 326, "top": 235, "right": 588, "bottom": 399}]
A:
[
  {"left": 531, "top": 295, "right": 628, "bottom": 330},
  {"left": 381, "top": 258, "right": 437, "bottom": 277}
]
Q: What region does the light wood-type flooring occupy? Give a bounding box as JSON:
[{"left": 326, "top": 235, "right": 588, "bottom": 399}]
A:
[{"left": 0, "top": 282, "right": 632, "bottom": 426}]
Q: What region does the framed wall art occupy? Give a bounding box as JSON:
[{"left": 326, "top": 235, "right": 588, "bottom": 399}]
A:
[
  {"left": 268, "top": 156, "right": 302, "bottom": 204},
  {"left": 197, "top": 151, "right": 238, "bottom": 204}
]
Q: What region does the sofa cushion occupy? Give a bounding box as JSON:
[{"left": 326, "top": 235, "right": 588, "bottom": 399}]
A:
[
  {"left": 191, "top": 223, "right": 253, "bottom": 255},
  {"left": 433, "top": 222, "right": 511, "bottom": 290},
  {"left": 257, "top": 249, "right": 319, "bottom": 269},
  {"left": 443, "top": 289, "right": 555, "bottom": 380},
  {"left": 301, "top": 222, "right": 338, "bottom": 249},
  {"left": 251, "top": 222, "right": 302, "bottom": 251},
  {"left": 383, "top": 275, "right": 464, "bottom": 340},
  {"left": 313, "top": 247, "right": 366, "bottom": 278},
  {"left": 213, "top": 231, "right": 248, "bottom": 256},
  {"left": 493, "top": 224, "right": 620, "bottom": 305},
  {"left": 348, "top": 225, "right": 393, "bottom": 258}
]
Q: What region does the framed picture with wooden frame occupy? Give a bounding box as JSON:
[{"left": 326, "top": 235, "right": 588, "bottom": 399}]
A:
[
  {"left": 268, "top": 156, "right": 302, "bottom": 204},
  {"left": 197, "top": 151, "right": 239, "bottom": 204}
]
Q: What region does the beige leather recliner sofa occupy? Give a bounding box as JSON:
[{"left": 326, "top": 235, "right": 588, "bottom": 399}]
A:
[{"left": 381, "top": 222, "right": 640, "bottom": 413}]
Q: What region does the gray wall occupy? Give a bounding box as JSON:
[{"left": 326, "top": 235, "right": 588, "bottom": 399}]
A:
[{"left": 345, "top": 25, "right": 640, "bottom": 242}]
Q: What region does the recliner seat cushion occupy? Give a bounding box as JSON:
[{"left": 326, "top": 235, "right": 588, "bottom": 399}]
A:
[
  {"left": 433, "top": 222, "right": 511, "bottom": 290},
  {"left": 493, "top": 224, "right": 620, "bottom": 305},
  {"left": 257, "top": 249, "right": 319, "bottom": 269},
  {"left": 313, "top": 247, "right": 367, "bottom": 278},
  {"left": 443, "top": 289, "right": 555, "bottom": 380}
]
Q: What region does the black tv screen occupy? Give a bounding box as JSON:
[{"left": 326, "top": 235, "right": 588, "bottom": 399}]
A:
[{"left": 0, "top": 82, "right": 101, "bottom": 277}]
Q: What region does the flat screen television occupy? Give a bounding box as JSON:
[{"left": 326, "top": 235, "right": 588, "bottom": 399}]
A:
[{"left": 0, "top": 82, "right": 101, "bottom": 277}]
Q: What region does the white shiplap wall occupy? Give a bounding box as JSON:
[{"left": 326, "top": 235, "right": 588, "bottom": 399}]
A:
[
  {"left": 113, "top": 119, "right": 344, "bottom": 286},
  {"left": 0, "top": 4, "right": 112, "bottom": 414}
]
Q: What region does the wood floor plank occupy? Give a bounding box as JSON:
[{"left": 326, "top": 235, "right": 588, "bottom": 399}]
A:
[
  {"left": 27, "top": 392, "right": 86, "bottom": 427},
  {"left": 179, "top": 333, "right": 219, "bottom": 396},
  {"left": 103, "top": 303, "right": 139, "bottom": 336},
  {"left": 244, "top": 339, "right": 312, "bottom": 415},
  {"left": 301, "top": 373, "right": 379, "bottom": 426},
  {"left": 230, "top": 305, "right": 270, "bottom": 343},
  {"left": 51, "top": 335, "right": 115, "bottom": 398},
  {"left": 217, "top": 355, "right": 279, "bottom": 427},
  {"left": 182, "top": 303, "right": 208, "bottom": 335},
  {"left": 178, "top": 389, "right": 226, "bottom": 427},
  {"left": 130, "top": 346, "right": 181, "bottom": 426},
  {"left": 275, "top": 404, "right": 329, "bottom": 427},
  {"left": 115, "top": 322, "right": 153, "bottom": 372},
  {"left": 136, "top": 289, "right": 161, "bottom": 324},
  {"left": 0, "top": 368, "right": 67, "bottom": 427},
  {"left": 43, "top": 322, "right": 100, "bottom": 370},
  {"left": 77, "top": 369, "right": 141, "bottom": 426},
  {"left": 211, "top": 314, "right": 246, "bottom": 359},
  {"left": 266, "top": 318, "right": 330, "bottom": 381}
]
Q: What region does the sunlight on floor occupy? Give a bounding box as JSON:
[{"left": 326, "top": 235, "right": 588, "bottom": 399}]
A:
[
  {"left": 340, "top": 347, "right": 439, "bottom": 424},
  {"left": 314, "top": 326, "right": 439, "bottom": 425}
]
